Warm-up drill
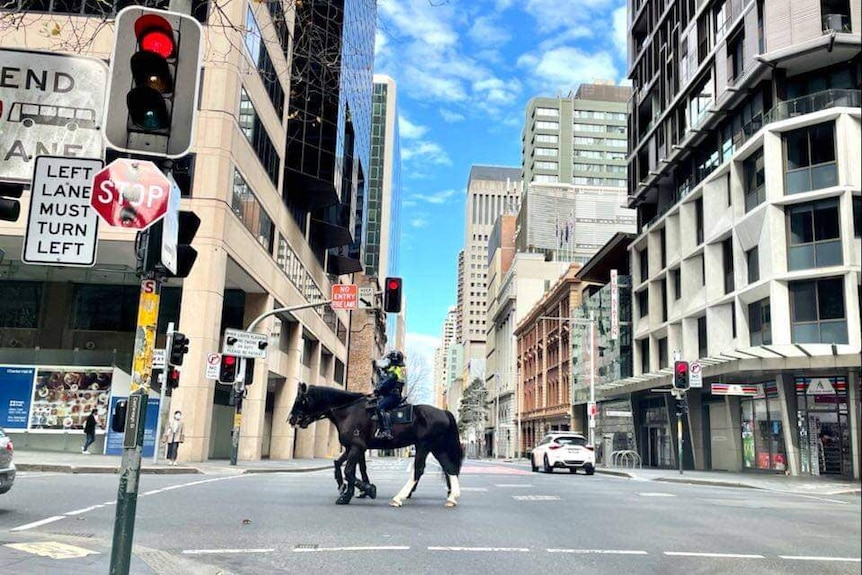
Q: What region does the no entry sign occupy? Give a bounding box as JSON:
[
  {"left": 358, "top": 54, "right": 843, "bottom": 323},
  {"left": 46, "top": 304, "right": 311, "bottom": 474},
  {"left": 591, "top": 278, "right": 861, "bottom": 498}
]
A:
[{"left": 90, "top": 158, "right": 170, "bottom": 229}]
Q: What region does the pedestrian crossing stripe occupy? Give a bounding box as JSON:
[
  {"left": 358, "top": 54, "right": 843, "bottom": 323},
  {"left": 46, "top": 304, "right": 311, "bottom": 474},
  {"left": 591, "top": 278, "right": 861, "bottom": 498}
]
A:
[{"left": 4, "top": 541, "right": 100, "bottom": 559}]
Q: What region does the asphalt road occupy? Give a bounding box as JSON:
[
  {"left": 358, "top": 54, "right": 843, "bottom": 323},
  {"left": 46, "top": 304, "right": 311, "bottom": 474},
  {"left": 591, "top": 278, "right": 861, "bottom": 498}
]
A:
[{"left": 1, "top": 458, "right": 860, "bottom": 575}]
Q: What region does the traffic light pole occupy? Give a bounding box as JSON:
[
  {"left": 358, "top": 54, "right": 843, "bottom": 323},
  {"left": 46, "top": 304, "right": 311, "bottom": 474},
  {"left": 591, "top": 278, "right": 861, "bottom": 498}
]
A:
[
  {"left": 675, "top": 391, "right": 688, "bottom": 476},
  {"left": 152, "top": 321, "right": 174, "bottom": 465},
  {"left": 110, "top": 274, "right": 162, "bottom": 575}
]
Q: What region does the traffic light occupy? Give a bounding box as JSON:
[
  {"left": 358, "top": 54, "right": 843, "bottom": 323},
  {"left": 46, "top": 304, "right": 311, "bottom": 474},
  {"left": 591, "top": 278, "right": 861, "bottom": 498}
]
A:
[
  {"left": 674, "top": 361, "right": 690, "bottom": 391},
  {"left": 104, "top": 7, "right": 203, "bottom": 158},
  {"left": 168, "top": 331, "right": 189, "bottom": 366},
  {"left": 0, "top": 183, "right": 24, "bottom": 222},
  {"left": 142, "top": 210, "right": 200, "bottom": 277},
  {"left": 383, "top": 277, "right": 403, "bottom": 313},
  {"left": 219, "top": 354, "right": 238, "bottom": 384},
  {"left": 166, "top": 367, "right": 180, "bottom": 390}
]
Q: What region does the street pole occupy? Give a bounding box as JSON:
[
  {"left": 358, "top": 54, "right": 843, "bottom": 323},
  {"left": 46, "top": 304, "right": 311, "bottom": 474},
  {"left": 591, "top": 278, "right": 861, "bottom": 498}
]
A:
[
  {"left": 516, "top": 366, "right": 522, "bottom": 459},
  {"left": 676, "top": 391, "right": 685, "bottom": 475},
  {"left": 110, "top": 275, "right": 161, "bottom": 575},
  {"left": 152, "top": 321, "right": 173, "bottom": 465},
  {"left": 494, "top": 374, "right": 500, "bottom": 459},
  {"left": 589, "top": 312, "right": 596, "bottom": 447},
  {"left": 230, "top": 380, "right": 243, "bottom": 466}
]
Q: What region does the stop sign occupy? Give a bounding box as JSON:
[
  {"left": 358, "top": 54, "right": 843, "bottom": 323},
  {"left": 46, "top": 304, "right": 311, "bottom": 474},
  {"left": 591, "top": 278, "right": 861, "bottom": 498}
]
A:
[{"left": 91, "top": 159, "right": 171, "bottom": 229}]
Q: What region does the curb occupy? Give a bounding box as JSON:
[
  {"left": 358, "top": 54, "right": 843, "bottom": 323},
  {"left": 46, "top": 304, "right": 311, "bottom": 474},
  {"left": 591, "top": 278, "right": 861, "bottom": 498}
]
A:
[
  {"left": 16, "top": 463, "right": 201, "bottom": 475},
  {"left": 596, "top": 468, "right": 636, "bottom": 479},
  {"left": 654, "top": 476, "right": 760, "bottom": 490},
  {"left": 243, "top": 465, "right": 332, "bottom": 474}
]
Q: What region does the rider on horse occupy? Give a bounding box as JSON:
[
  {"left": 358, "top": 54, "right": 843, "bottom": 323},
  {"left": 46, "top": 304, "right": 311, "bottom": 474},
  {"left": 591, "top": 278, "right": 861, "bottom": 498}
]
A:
[{"left": 373, "top": 349, "right": 405, "bottom": 440}]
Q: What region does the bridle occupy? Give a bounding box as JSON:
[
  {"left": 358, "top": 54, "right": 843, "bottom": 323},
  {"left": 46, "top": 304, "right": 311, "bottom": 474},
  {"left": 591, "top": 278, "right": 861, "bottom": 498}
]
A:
[{"left": 293, "top": 393, "right": 367, "bottom": 427}]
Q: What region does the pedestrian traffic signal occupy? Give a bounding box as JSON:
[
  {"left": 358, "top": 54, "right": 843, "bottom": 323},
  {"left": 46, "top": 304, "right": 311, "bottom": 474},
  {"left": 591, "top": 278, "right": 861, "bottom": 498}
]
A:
[
  {"left": 142, "top": 210, "right": 201, "bottom": 277},
  {"left": 219, "top": 354, "right": 238, "bottom": 384},
  {"left": 674, "top": 361, "right": 690, "bottom": 391},
  {"left": 0, "top": 183, "right": 24, "bottom": 222},
  {"left": 383, "top": 277, "right": 402, "bottom": 314},
  {"left": 166, "top": 367, "right": 180, "bottom": 390},
  {"left": 168, "top": 331, "right": 189, "bottom": 366},
  {"left": 104, "top": 7, "right": 203, "bottom": 158}
]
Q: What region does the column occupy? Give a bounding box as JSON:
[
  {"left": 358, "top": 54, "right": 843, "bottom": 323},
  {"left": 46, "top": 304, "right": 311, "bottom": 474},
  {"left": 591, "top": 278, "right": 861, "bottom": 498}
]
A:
[
  {"left": 323, "top": 351, "right": 339, "bottom": 457},
  {"left": 686, "top": 390, "right": 704, "bottom": 470},
  {"left": 847, "top": 371, "right": 860, "bottom": 480},
  {"left": 238, "top": 293, "right": 272, "bottom": 461},
  {"left": 776, "top": 373, "right": 802, "bottom": 477},
  {"left": 270, "top": 321, "right": 301, "bottom": 459},
  {"left": 170, "top": 238, "right": 227, "bottom": 462},
  {"left": 293, "top": 337, "right": 316, "bottom": 459},
  {"left": 310, "top": 341, "right": 330, "bottom": 459},
  {"left": 723, "top": 396, "right": 744, "bottom": 472}
]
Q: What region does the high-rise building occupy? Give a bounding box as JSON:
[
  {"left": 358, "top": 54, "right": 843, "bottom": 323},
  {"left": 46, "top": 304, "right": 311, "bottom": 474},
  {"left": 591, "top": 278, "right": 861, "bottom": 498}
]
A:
[
  {"left": 0, "top": 0, "right": 377, "bottom": 462},
  {"left": 521, "top": 82, "right": 631, "bottom": 188},
  {"left": 434, "top": 307, "right": 458, "bottom": 408},
  {"left": 618, "top": 0, "right": 861, "bottom": 477},
  {"left": 458, "top": 166, "right": 521, "bottom": 398}
]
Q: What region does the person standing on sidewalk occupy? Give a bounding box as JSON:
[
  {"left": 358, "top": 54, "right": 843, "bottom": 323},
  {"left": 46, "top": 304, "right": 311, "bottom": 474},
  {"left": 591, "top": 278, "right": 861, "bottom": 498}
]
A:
[
  {"left": 82, "top": 409, "right": 98, "bottom": 454},
  {"left": 162, "top": 411, "right": 185, "bottom": 466}
]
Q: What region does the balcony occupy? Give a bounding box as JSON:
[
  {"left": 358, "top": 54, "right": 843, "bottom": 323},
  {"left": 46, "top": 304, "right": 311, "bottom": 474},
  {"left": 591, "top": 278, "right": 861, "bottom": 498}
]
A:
[
  {"left": 764, "top": 89, "right": 860, "bottom": 124},
  {"left": 822, "top": 13, "right": 852, "bottom": 33}
]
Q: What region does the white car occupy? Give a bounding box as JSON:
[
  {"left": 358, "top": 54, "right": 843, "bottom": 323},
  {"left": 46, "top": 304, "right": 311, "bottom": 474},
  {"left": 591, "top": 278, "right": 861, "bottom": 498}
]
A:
[
  {"left": 530, "top": 432, "right": 595, "bottom": 475},
  {"left": 0, "top": 428, "right": 15, "bottom": 494}
]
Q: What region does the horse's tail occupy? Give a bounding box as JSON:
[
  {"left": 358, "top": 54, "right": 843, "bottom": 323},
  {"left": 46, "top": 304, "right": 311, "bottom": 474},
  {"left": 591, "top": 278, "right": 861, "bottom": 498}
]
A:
[{"left": 440, "top": 410, "right": 464, "bottom": 476}]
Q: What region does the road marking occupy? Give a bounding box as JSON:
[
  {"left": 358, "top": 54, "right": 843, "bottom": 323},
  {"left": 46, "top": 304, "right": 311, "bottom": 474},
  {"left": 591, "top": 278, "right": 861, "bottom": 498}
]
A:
[
  {"left": 548, "top": 549, "right": 648, "bottom": 555},
  {"left": 292, "top": 546, "right": 410, "bottom": 553},
  {"left": 10, "top": 516, "right": 66, "bottom": 532},
  {"left": 460, "top": 487, "right": 488, "bottom": 492},
  {"left": 429, "top": 546, "right": 530, "bottom": 552},
  {"left": 4, "top": 541, "right": 100, "bottom": 559},
  {"left": 664, "top": 551, "right": 764, "bottom": 559},
  {"left": 65, "top": 505, "right": 105, "bottom": 516},
  {"left": 779, "top": 555, "right": 861, "bottom": 562},
  {"left": 183, "top": 548, "right": 275, "bottom": 555},
  {"left": 639, "top": 492, "right": 676, "bottom": 497},
  {"left": 495, "top": 484, "right": 533, "bottom": 487},
  {"left": 513, "top": 495, "right": 560, "bottom": 501}
]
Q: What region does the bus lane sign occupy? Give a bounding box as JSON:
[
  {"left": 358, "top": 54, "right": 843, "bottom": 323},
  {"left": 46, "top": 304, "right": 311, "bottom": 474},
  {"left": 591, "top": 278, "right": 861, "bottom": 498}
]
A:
[
  {"left": 22, "top": 155, "right": 103, "bottom": 266},
  {"left": 0, "top": 48, "right": 108, "bottom": 183}
]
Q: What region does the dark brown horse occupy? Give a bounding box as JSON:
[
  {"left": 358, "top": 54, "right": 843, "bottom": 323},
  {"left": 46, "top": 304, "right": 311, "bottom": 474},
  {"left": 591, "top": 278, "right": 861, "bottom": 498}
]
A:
[{"left": 288, "top": 383, "right": 463, "bottom": 507}]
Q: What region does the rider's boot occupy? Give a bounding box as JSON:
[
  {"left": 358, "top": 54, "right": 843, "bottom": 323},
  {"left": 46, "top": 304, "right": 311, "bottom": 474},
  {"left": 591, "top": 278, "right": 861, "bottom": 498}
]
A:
[{"left": 376, "top": 411, "right": 393, "bottom": 440}]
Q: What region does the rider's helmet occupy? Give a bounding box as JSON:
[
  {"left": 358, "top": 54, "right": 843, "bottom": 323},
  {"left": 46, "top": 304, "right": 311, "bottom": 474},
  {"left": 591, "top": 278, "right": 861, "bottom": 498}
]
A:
[{"left": 386, "top": 350, "right": 405, "bottom": 366}]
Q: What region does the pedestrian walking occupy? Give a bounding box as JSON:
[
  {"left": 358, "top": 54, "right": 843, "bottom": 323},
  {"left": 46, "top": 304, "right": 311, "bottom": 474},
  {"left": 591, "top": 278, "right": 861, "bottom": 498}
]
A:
[
  {"left": 162, "top": 410, "right": 185, "bottom": 466},
  {"left": 82, "top": 409, "right": 98, "bottom": 454}
]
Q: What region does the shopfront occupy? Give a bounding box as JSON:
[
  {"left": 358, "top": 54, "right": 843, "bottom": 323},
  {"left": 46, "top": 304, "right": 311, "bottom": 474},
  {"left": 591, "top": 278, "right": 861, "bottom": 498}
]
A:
[
  {"left": 738, "top": 381, "right": 788, "bottom": 472},
  {"left": 795, "top": 376, "right": 852, "bottom": 477}
]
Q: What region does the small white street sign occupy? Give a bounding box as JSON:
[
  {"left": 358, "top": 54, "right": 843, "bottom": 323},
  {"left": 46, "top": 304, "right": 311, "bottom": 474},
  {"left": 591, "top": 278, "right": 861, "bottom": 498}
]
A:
[
  {"left": 0, "top": 49, "right": 108, "bottom": 183},
  {"left": 22, "top": 155, "right": 103, "bottom": 266},
  {"left": 222, "top": 328, "right": 268, "bottom": 359},
  {"left": 152, "top": 349, "right": 166, "bottom": 370},
  {"left": 690, "top": 360, "right": 703, "bottom": 388},
  {"left": 205, "top": 352, "right": 221, "bottom": 380},
  {"left": 358, "top": 286, "right": 375, "bottom": 309},
  {"left": 161, "top": 173, "right": 181, "bottom": 275}
]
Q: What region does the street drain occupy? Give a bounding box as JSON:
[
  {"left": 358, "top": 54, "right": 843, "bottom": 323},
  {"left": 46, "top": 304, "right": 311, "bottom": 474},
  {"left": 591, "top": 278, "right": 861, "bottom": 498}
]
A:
[{"left": 294, "top": 544, "right": 319, "bottom": 550}]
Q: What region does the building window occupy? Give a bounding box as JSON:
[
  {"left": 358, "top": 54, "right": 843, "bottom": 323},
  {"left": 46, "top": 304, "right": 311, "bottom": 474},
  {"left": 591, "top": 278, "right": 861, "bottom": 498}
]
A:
[
  {"left": 238, "top": 88, "right": 281, "bottom": 186},
  {"left": 672, "top": 268, "right": 682, "bottom": 300},
  {"left": 790, "top": 277, "right": 847, "bottom": 344},
  {"left": 536, "top": 107, "right": 559, "bottom": 117},
  {"left": 535, "top": 148, "right": 558, "bottom": 157},
  {"left": 748, "top": 299, "right": 772, "bottom": 346},
  {"left": 639, "top": 248, "right": 649, "bottom": 282},
  {"left": 536, "top": 121, "right": 559, "bottom": 130},
  {"left": 785, "top": 123, "right": 838, "bottom": 194},
  {"left": 695, "top": 198, "right": 704, "bottom": 245},
  {"left": 73, "top": 285, "right": 139, "bottom": 332},
  {"left": 697, "top": 316, "right": 708, "bottom": 358},
  {"left": 659, "top": 228, "right": 667, "bottom": 269},
  {"left": 722, "top": 238, "right": 734, "bottom": 294},
  {"left": 232, "top": 169, "right": 274, "bottom": 252},
  {"left": 658, "top": 337, "right": 669, "bottom": 369},
  {"left": 536, "top": 134, "right": 559, "bottom": 144},
  {"left": 535, "top": 161, "right": 558, "bottom": 170},
  {"left": 853, "top": 195, "right": 861, "bottom": 237},
  {"left": 660, "top": 279, "right": 668, "bottom": 322},
  {"left": 640, "top": 338, "right": 650, "bottom": 373},
  {"left": 788, "top": 199, "right": 842, "bottom": 271},
  {"left": 0, "top": 281, "right": 42, "bottom": 328},
  {"left": 744, "top": 149, "right": 765, "bottom": 212},
  {"left": 746, "top": 247, "right": 759, "bottom": 284},
  {"left": 637, "top": 289, "right": 649, "bottom": 318},
  {"left": 727, "top": 28, "right": 745, "bottom": 83}
]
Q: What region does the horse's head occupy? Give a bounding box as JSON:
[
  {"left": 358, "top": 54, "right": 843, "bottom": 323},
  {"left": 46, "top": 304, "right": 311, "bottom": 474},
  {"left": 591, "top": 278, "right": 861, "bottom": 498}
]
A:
[{"left": 288, "top": 382, "right": 316, "bottom": 428}]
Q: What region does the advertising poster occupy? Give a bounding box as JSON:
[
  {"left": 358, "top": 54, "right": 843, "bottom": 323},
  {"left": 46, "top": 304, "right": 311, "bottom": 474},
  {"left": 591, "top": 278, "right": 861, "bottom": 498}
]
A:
[
  {"left": 29, "top": 368, "right": 111, "bottom": 431},
  {"left": 105, "top": 396, "right": 161, "bottom": 457},
  {"left": 0, "top": 366, "right": 36, "bottom": 429}
]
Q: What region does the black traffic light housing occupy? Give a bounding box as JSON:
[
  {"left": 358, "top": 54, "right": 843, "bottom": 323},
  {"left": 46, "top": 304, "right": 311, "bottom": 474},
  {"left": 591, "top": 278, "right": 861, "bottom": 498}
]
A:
[
  {"left": 219, "top": 354, "right": 238, "bottom": 384},
  {"left": 111, "top": 400, "right": 128, "bottom": 432},
  {"left": 141, "top": 210, "right": 200, "bottom": 277},
  {"left": 674, "top": 361, "right": 690, "bottom": 391},
  {"left": 104, "top": 7, "right": 203, "bottom": 158},
  {"left": 168, "top": 331, "right": 189, "bottom": 366},
  {"left": 0, "top": 183, "right": 24, "bottom": 222},
  {"left": 383, "top": 277, "right": 403, "bottom": 314},
  {"left": 166, "top": 367, "right": 180, "bottom": 392}
]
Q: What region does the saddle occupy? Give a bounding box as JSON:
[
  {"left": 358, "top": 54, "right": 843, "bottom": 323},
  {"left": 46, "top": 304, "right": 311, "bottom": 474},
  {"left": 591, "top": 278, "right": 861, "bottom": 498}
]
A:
[{"left": 366, "top": 397, "right": 413, "bottom": 424}]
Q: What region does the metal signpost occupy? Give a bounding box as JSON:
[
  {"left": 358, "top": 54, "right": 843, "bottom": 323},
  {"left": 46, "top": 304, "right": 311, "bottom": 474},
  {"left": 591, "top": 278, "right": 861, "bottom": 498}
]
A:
[
  {"left": 0, "top": 49, "right": 108, "bottom": 183},
  {"left": 22, "top": 156, "right": 103, "bottom": 267}
]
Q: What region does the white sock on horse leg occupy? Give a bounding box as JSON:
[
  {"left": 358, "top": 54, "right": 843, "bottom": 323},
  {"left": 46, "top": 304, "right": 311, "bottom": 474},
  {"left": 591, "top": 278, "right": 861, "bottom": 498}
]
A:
[
  {"left": 393, "top": 478, "right": 416, "bottom": 503},
  {"left": 447, "top": 475, "right": 461, "bottom": 500}
]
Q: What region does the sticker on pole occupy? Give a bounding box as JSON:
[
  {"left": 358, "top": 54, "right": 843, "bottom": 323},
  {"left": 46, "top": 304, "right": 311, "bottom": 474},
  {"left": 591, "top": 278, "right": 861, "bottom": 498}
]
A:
[{"left": 22, "top": 156, "right": 103, "bottom": 267}]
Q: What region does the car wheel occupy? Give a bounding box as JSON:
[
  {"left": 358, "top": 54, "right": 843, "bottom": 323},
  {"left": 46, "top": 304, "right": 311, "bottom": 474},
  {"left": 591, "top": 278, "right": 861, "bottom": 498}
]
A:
[
  {"left": 584, "top": 464, "right": 595, "bottom": 476},
  {"left": 543, "top": 455, "right": 553, "bottom": 473},
  {"left": 531, "top": 456, "right": 538, "bottom": 472}
]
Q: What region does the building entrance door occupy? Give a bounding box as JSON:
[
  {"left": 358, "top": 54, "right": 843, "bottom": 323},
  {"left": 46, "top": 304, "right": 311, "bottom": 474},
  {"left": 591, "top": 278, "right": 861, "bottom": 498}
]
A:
[{"left": 796, "top": 376, "right": 852, "bottom": 477}]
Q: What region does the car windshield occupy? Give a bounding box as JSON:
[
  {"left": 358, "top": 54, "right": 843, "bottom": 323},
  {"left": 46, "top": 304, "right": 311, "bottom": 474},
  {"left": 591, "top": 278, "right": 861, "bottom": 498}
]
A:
[{"left": 554, "top": 436, "right": 586, "bottom": 447}]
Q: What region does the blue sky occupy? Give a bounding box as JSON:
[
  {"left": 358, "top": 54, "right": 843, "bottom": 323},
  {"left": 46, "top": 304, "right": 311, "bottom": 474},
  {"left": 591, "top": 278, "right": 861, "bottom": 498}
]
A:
[{"left": 373, "top": 0, "right": 629, "bottom": 362}]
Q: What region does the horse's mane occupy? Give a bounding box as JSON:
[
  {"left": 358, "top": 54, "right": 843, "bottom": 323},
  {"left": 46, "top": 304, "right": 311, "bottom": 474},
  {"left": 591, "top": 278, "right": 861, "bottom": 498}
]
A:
[{"left": 307, "top": 385, "right": 366, "bottom": 407}]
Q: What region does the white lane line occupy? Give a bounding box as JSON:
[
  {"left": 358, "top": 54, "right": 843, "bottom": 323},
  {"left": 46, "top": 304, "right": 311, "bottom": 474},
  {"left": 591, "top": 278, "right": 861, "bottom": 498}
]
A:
[
  {"left": 10, "top": 515, "right": 66, "bottom": 532},
  {"left": 183, "top": 548, "right": 275, "bottom": 555},
  {"left": 65, "top": 505, "right": 105, "bottom": 516},
  {"left": 293, "top": 546, "right": 410, "bottom": 553},
  {"left": 460, "top": 487, "right": 488, "bottom": 492},
  {"left": 664, "top": 551, "right": 764, "bottom": 559},
  {"left": 102, "top": 501, "right": 116, "bottom": 505},
  {"left": 779, "top": 556, "right": 861, "bottom": 562},
  {"left": 639, "top": 492, "right": 676, "bottom": 497},
  {"left": 548, "top": 549, "right": 648, "bottom": 555},
  {"left": 428, "top": 547, "right": 530, "bottom": 552},
  {"left": 495, "top": 484, "right": 533, "bottom": 488}
]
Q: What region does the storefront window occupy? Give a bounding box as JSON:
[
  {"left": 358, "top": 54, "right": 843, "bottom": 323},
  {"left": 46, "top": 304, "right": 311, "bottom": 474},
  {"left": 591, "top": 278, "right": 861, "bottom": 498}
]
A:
[
  {"left": 796, "top": 376, "right": 851, "bottom": 477},
  {"left": 740, "top": 382, "right": 787, "bottom": 471}
]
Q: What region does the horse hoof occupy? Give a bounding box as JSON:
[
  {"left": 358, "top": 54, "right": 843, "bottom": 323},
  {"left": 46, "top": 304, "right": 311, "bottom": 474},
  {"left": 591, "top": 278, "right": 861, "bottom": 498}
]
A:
[
  {"left": 368, "top": 485, "right": 377, "bottom": 500},
  {"left": 445, "top": 500, "right": 457, "bottom": 508},
  {"left": 336, "top": 495, "right": 352, "bottom": 505},
  {"left": 390, "top": 499, "right": 402, "bottom": 507}
]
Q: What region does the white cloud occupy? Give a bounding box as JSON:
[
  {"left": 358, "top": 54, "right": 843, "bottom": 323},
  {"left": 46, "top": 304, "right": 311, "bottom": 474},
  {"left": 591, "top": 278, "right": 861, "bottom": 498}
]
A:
[
  {"left": 612, "top": 6, "right": 628, "bottom": 61},
  {"left": 399, "top": 116, "right": 428, "bottom": 140},
  {"left": 410, "top": 189, "right": 458, "bottom": 204},
  {"left": 440, "top": 109, "right": 466, "bottom": 123},
  {"left": 518, "top": 47, "right": 619, "bottom": 94},
  {"left": 468, "top": 16, "right": 511, "bottom": 47},
  {"left": 401, "top": 140, "right": 452, "bottom": 166},
  {"left": 410, "top": 217, "right": 429, "bottom": 228}
]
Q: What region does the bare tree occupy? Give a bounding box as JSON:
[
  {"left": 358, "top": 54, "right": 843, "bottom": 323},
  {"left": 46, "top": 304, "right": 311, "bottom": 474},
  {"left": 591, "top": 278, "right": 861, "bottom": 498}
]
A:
[{"left": 404, "top": 345, "right": 431, "bottom": 403}]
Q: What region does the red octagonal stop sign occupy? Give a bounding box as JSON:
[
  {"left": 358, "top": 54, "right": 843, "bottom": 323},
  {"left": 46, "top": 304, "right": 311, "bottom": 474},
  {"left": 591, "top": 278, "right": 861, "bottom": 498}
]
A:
[{"left": 91, "top": 159, "right": 171, "bottom": 230}]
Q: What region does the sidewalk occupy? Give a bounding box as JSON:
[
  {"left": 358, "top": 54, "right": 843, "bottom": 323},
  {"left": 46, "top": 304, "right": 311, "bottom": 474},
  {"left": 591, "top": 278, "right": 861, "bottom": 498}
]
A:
[{"left": 12, "top": 449, "right": 333, "bottom": 475}]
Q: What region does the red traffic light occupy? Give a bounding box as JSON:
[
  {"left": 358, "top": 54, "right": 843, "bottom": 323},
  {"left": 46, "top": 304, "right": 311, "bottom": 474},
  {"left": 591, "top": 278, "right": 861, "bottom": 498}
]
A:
[
  {"left": 135, "top": 14, "right": 175, "bottom": 58},
  {"left": 388, "top": 279, "right": 400, "bottom": 290},
  {"left": 224, "top": 355, "right": 236, "bottom": 365}
]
